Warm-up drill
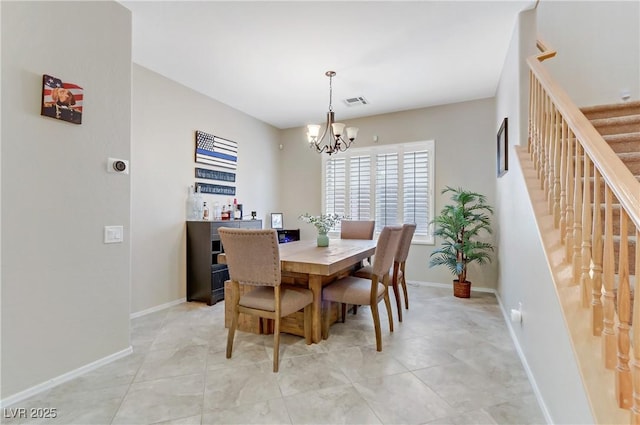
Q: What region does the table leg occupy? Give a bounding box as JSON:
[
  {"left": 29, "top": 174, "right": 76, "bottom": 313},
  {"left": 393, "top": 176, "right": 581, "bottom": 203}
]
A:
[{"left": 308, "top": 274, "right": 323, "bottom": 343}]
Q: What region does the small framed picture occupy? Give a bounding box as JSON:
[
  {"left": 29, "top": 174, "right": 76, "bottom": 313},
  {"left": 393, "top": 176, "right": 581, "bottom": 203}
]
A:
[
  {"left": 497, "top": 117, "right": 508, "bottom": 177},
  {"left": 271, "top": 213, "right": 283, "bottom": 229}
]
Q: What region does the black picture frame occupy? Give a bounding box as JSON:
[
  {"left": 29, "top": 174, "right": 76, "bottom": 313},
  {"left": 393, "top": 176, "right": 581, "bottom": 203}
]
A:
[
  {"left": 497, "top": 117, "right": 508, "bottom": 177},
  {"left": 271, "top": 213, "right": 283, "bottom": 229}
]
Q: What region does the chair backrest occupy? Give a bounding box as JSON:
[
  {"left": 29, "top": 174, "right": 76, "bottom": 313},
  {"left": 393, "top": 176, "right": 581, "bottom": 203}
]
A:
[
  {"left": 340, "top": 220, "right": 375, "bottom": 240},
  {"left": 396, "top": 223, "right": 417, "bottom": 262},
  {"left": 371, "top": 225, "right": 403, "bottom": 279},
  {"left": 218, "top": 228, "right": 280, "bottom": 287}
]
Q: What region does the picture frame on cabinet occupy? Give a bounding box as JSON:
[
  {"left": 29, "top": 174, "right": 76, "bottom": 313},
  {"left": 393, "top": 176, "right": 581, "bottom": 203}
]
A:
[{"left": 271, "top": 213, "right": 283, "bottom": 229}]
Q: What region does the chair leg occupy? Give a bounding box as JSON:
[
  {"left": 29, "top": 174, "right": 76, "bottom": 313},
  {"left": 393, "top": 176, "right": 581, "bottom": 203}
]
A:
[
  {"left": 226, "top": 307, "right": 239, "bottom": 359},
  {"left": 401, "top": 275, "right": 409, "bottom": 309},
  {"left": 341, "top": 303, "right": 347, "bottom": 323},
  {"left": 392, "top": 280, "right": 403, "bottom": 322},
  {"left": 383, "top": 291, "right": 394, "bottom": 332},
  {"left": 273, "top": 316, "right": 280, "bottom": 373},
  {"left": 353, "top": 305, "right": 358, "bottom": 315},
  {"left": 322, "top": 301, "right": 331, "bottom": 340},
  {"left": 371, "top": 302, "right": 382, "bottom": 352}
]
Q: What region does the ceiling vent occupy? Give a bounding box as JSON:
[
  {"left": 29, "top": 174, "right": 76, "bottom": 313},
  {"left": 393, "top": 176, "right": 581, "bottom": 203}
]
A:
[{"left": 343, "top": 96, "right": 369, "bottom": 107}]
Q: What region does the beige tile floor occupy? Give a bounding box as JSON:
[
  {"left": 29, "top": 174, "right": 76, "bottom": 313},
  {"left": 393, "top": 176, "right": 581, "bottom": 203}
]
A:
[{"left": 3, "top": 284, "right": 546, "bottom": 425}]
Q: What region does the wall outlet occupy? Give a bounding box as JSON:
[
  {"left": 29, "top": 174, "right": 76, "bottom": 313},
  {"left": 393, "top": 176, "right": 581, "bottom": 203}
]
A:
[
  {"left": 104, "top": 225, "right": 124, "bottom": 243},
  {"left": 620, "top": 89, "right": 631, "bottom": 102}
]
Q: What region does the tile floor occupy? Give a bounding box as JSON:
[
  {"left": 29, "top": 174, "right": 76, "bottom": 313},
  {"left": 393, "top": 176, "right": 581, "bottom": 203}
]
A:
[{"left": 3, "top": 284, "right": 546, "bottom": 424}]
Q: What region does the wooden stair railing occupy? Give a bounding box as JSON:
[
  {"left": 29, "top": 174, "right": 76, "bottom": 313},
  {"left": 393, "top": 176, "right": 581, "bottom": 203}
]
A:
[{"left": 527, "top": 40, "right": 640, "bottom": 423}]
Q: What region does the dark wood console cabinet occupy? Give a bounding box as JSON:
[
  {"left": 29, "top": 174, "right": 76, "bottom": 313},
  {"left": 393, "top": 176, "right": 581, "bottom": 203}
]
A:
[{"left": 186, "top": 219, "right": 262, "bottom": 305}]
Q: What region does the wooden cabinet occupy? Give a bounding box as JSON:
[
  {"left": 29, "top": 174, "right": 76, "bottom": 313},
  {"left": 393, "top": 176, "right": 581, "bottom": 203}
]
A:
[{"left": 186, "top": 219, "right": 262, "bottom": 305}]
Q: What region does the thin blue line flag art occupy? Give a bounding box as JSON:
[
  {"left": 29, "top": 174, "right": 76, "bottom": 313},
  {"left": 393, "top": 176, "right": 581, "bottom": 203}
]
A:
[{"left": 195, "top": 130, "right": 238, "bottom": 170}]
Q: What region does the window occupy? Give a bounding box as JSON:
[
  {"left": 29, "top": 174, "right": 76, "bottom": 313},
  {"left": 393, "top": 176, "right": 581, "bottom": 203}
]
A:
[{"left": 323, "top": 140, "right": 434, "bottom": 243}]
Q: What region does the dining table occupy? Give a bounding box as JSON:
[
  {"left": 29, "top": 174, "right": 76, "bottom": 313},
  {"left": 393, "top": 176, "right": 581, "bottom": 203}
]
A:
[{"left": 220, "top": 237, "right": 377, "bottom": 343}]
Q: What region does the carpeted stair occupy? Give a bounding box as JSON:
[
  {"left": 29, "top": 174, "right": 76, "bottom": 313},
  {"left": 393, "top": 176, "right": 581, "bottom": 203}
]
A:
[{"left": 581, "top": 100, "right": 639, "bottom": 276}]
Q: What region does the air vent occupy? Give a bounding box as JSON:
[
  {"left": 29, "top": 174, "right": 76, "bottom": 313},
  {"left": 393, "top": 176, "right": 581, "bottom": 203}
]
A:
[{"left": 343, "top": 96, "right": 369, "bottom": 107}]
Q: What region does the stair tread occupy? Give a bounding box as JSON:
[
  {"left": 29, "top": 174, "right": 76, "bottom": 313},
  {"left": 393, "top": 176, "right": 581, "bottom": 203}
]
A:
[
  {"left": 590, "top": 115, "right": 640, "bottom": 126},
  {"left": 618, "top": 151, "right": 640, "bottom": 159},
  {"left": 603, "top": 132, "right": 640, "bottom": 140},
  {"left": 581, "top": 100, "right": 640, "bottom": 113}
]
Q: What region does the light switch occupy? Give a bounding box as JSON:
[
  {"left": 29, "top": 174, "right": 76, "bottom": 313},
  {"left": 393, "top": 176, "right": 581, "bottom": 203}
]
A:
[{"left": 104, "top": 225, "right": 124, "bottom": 243}]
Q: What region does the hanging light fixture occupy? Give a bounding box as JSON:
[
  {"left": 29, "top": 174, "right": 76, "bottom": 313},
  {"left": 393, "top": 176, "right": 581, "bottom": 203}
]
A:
[{"left": 307, "top": 71, "right": 359, "bottom": 155}]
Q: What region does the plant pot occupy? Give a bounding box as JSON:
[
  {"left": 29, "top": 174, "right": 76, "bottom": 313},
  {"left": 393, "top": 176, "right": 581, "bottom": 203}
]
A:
[
  {"left": 317, "top": 232, "right": 329, "bottom": 247},
  {"left": 453, "top": 280, "right": 471, "bottom": 298}
]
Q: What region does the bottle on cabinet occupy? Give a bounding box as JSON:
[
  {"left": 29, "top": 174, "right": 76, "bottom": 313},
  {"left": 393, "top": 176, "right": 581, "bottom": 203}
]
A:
[
  {"left": 233, "top": 198, "right": 242, "bottom": 220},
  {"left": 202, "top": 202, "right": 210, "bottom": 220},
  {"left": 194, "top": 186, "right": 204, "bottom": 220},
  {"left": 186, "top": 185, "right": 197, "bottom": 220}
]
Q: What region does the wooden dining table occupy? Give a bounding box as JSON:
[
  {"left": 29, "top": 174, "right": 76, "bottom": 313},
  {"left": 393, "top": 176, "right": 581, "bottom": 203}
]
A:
[{"left": 220, "top": 238, "right": 377, "bottom": 343}]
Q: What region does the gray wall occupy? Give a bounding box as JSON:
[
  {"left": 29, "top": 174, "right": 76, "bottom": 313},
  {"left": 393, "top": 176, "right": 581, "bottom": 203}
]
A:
[
  {"left": 493, "top": 1, "right": 640, "bottom": 422},
  {"left": 278, "top": 98, "right": 499, "bottom": 290},
  {"left": 537, "top": 0, "right": 640, "bottom": 106},
  {"left": 1, "top": 1, "right": 132, "bottom": 398},
  {"left": 131, "top": 65, "right": 281, "bottom": 314},
  {"left": 494, "top": 8, "right": 593, "bottom": 424}
]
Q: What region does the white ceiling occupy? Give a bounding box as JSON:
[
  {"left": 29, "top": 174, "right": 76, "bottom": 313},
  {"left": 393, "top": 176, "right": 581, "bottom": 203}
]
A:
[{"left": 120, "top": 1, "right": 535, "bottom": 129}]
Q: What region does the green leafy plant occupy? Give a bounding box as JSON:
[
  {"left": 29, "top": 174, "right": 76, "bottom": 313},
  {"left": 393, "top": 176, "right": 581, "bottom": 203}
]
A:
[
  {"left": 429, "top": 186, "right": 494, "bottom": 284},
  {"left": 298, "top": 213, "right": 342, "bottom": 234}
]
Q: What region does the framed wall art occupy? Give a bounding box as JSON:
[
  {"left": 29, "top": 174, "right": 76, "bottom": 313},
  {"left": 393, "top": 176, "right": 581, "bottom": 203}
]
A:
[
  {"left": 195, "top": 130, "right": 237, "bottom": 170},
  {"left": 497, "top": 117, "right": 508, "bottom": 177},
  {"left": 41, "top": 74, "right": 83, "bottom": 124}
]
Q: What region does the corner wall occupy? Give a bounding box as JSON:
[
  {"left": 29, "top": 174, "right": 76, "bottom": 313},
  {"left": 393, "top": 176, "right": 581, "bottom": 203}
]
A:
[
  {"left": 1, "top": 1, "right": 132, "bottom": 399},
  {"left": 130, "top": 65, "right": 281, "bottom": 313},
  {"left": 278, "top": 98, "right": 499, "bottom": 289},
  {"left": 537, "top": 0, "right": 640, "bottom": 106},
  {"left": 494, "top": 7, "right": 593, "bottom": 424}
]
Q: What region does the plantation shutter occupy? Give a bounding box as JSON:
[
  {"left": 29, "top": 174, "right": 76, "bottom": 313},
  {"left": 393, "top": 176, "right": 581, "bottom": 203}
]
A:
[
  {"left": 375, "top": 152, "right": 399, "bottom": 232},
  {"left": 403, "top": 149, "right": 430, "bottom": 237},
  {"left": 349, "top": 155, "right": 371, "bottom": 220},
  {"left": 325, "top": 157, "right": 346, "bottom": 227}
]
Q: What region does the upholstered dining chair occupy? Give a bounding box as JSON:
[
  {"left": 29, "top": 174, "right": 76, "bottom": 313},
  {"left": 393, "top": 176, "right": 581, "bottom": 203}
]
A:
[
  {"left": 322, "top": 225, "right": 403, "bottom": 351},
  {"left": 218, "top": 228, "right": 313, "bottom": 372},
  {"left": 355, "top": 223, "right": 416, "bottom": 322},
  {"left": 340, "top": 220, "right": 376, "bottom": 240},
  {"left": 340, "top": 219, "right": 376, "bottom": 317}
]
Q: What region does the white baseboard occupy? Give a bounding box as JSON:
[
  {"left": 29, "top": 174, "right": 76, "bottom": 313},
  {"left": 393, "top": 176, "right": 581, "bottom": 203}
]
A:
[
  {"left": 495, "top": 294, "right": 553, "bottom": 424},
  {"left": 407, "top": 280, "right": 496, "bottom": 293},
  {"left": 130, "top": 297, "right": 186, "bottom": 319},
  {"left": 0, "top": 346, "right": 132, "bottom": 408}
]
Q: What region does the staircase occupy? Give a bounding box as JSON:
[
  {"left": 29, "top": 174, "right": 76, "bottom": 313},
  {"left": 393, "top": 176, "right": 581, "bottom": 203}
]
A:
[
  {"left": 582, "top": 101, "right": 640, "bottom": 275},
  {"left": 582, "top": 101, "right": 640, "bottom": 179},
  {"left": 527, "top": 41, "right": 640, "bottom": 423}
]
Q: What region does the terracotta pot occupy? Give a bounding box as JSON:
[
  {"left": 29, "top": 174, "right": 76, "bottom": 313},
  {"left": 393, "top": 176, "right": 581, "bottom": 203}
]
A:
[{"left": 453, "top": 279, "right": 471, "bottom": 298}]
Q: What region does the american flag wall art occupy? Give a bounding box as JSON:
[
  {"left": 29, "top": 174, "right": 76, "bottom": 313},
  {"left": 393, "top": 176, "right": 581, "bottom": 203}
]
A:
[
  {"left": 41, "top": 74, "right": 83, "bottom": 124},
  {"left": 195, "top": 131, "right": 238, "bottom": 170}
]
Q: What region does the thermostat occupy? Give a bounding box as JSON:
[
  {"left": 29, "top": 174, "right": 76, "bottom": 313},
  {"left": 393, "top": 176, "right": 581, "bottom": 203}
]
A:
[{"left": 107, "top": 158, "right": 129, "bottom": 174}]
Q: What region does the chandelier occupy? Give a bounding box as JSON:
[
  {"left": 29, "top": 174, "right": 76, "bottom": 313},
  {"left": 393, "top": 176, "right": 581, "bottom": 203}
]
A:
[{"left": 307, "top": 71, "right": 359, "bottom": 155}]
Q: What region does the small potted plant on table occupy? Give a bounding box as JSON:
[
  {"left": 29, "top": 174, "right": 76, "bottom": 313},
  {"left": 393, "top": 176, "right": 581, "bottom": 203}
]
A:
[
  {"left": 299, "top": 213, "right": 342, "bottom": 247},
  {"left": 429, "top": 186, "right": 494, "bottom": 298}
]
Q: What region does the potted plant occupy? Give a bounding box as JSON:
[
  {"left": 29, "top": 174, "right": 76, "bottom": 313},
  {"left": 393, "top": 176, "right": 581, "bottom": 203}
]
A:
[
  {"left": 429, "top": 186, "right": 494, "bottom": 298},
  {"left": 299, "top": 213, "right": 342, "bottom": 247}
]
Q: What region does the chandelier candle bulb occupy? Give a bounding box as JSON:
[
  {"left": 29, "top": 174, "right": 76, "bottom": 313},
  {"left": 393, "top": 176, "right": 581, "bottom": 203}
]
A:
[{"left": 331, "top": 123, "right": 345, "bottom": 136}]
